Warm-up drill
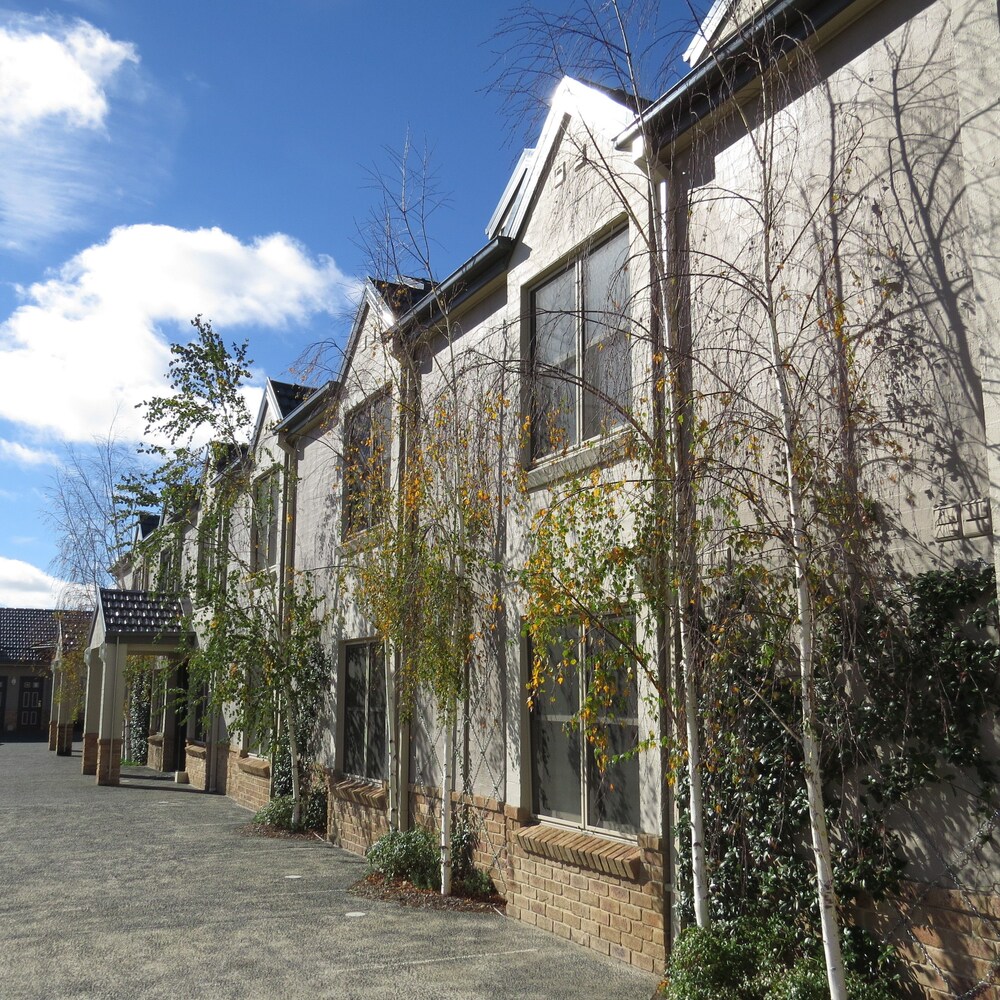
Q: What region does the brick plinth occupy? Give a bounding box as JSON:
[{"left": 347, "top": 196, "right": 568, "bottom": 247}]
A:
[
  {"left": 56, "top": 723, "right": 74, "bottom": 755},
  {"left": 185, "top": 743, "right": 208, "bottom": 790},
  {"left": 95, "top": 738, "right": 123, "bottom": 785},
  {"left": 147, "top": 733, "right": 165, "bottom": 771},
  {"left": 327, "top": 772, "right": 389, "bottom": 856},
  {"left": 225, "top": 750, "right": 270, "bottom": 812},
  {"left": 854, "top": 882, "right": 1000, "bottom": 999},
  {"left": 81, "top": 733, "right": 98, "bottom": 775},
  {"left": 48, "top": 721, "right": 58, "bottom": 751}
]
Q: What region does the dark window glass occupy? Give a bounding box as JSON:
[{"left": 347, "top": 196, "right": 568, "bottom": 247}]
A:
[
  {"left": 529, "top": 617, "right": 640, "bottom": 836},
  {"left": 343, "top": 641, "right": 387, "bottom": 781},
  {"left": 531, "top": 230, "right": 631, "bottom": 459},
  {"left": 344, "top": 393, "right": 391, "bottom": 536}
]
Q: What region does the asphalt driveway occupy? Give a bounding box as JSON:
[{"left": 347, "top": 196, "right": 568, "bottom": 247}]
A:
[{"left": 0, "top": 740, "right": 659, "bottom": 1000}]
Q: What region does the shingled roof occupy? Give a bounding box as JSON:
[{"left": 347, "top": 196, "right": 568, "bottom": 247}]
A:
[
  {"left": 0, "top": 608, "right": 58, "bottom": 664},
  {"left": 97, "top": 589, "right": 191, "bottom": 642},
  {"left": 270, "top": 380, "right": 318, "bottom": 420}
]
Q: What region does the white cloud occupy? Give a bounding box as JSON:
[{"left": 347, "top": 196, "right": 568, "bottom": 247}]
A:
[
  {"left": 0, "top": 224, "right": 354, "bottom": 442},
  {"left": 0, "top": 17, "right": 136, "bottom": 134},
  {"left": 0, "top": 556, "right": 69, "bottom": 607},
  {"left": 0, "top": 438, "right": 59, "bottom": 467},
  {"left": 0, "top": 14, "right": 153, "bottom": 248}
]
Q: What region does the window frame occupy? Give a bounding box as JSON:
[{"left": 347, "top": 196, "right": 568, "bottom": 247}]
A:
[
  {"left": 528, "top": 616, "right": 640, "bottom": 838},
  {"left": 341, "top": 639, "right": 388, "bottom": 783},
  {"left": 529, "top": 228, "right": 632, "bottom": 462},
  {"left": 250, "top": 469, "right": 280, "bottom": 573},
  {"left": 342, "top": 390, "right": 392, "bottom": 539}
]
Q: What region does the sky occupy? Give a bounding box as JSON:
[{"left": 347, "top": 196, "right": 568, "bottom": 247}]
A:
[{"left": 0, "top": 0, "right": 696, "bottom": 607}]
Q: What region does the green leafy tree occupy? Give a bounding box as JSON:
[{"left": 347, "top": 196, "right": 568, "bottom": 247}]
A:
[{"left": 125, "top": 315, "right": 327, "bottom": 829}]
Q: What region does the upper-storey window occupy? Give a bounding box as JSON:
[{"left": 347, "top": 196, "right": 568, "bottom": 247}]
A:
[
  {"left": 251, "top": 469, "right": 279, "bottom": 572},
  {"left": 343, "top": 391, "right": 391, "bottom": 537},
  {"left": 530, "top": 229, "right": 631, "bottom": 461}
]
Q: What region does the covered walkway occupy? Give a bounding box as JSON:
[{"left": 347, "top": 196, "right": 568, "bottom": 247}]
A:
[{"left": 0, "top": 741, "right": 659, "bottom": 1000}]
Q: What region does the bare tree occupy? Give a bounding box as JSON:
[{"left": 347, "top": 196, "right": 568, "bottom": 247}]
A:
[{"left": 45, "top": 419, "right": 139, "bottom": 604}]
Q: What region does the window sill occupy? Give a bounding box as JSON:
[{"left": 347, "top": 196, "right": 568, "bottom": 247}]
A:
[
  {"left": 329, "top": 775, "right": 388, "bottom": 810},
  {"left": 526, "top": 428, "right": 630, "bottom": 491},
  {"left": 515, "top": 823, "right": 643, "bottom": 881},
  {"left": 238, "top": 755, "right": 271, "bottom": 779}
]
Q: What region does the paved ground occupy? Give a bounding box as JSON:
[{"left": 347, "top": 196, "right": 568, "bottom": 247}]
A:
[{"left": 0, "top": 740, "right": 660, "bottom": 1000}]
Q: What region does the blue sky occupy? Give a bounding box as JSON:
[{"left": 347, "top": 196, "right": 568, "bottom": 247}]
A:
[{"left": 0, "top": 0, "right": 695, "bottom": 606}]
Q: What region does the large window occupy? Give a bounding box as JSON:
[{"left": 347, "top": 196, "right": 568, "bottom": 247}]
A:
[
  {"left": 530, "top": 619, "right": 640, "bottom": 835},
  {"left": 251, "top": 470, "right": 279, "bottom": 572},
  {"left": 343, "top": 641, "right": 387, "bottom": 782},
  {"left": 531, "top": 229, "right": 631, "bottom": 460},
  {"left": 343, "top": 392, "right": 391, "bottom": 537}
]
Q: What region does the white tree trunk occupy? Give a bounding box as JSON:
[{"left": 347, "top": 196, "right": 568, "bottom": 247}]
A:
[
  {"left": 440, "top": 708, "right": 455, "bottom": 895},
  {"left": 680, "top": 613, "right": 711, "bottom": 928},
  {"left": 384, "top": 638, "right": 400, "bottom": 832},
  {"left": 765, "top": 309, "right": 848, "bottom": 1000},
  {"left": 283, "top": 681, "right": 302, "bottom": 830}
]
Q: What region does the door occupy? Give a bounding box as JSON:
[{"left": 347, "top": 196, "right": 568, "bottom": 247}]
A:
[
  {"left": 0, "top": 677, "right": 6, "bottom": 734},
  {"left": 18, "top": 677, "right": 43, "bottom": 732}
]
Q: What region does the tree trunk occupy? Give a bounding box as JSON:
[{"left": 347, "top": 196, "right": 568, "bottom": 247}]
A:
[
  {"left": 440, "top": 707, "right": 455, "bottom": 895},
  {"left": 283, "top": 681, "right": 302, "bottom": 830},
  {"left": 764, "top": 299, "right": 848, "bottom": 1000}
]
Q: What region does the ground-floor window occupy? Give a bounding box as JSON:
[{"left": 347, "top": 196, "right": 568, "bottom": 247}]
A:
[
  {"left": 343, "top": 640, "right": 386, "bottom": 782},
  {"left": 530, "top": 619, "right": 640, "bottom": 835}
]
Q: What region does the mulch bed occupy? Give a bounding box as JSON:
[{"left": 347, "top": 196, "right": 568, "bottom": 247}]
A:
[
  {"left": 239, "top": 822, "right": 326, "bottom": 841},
  {"left": 241, "top": 824, "right": 507, "bottom": 913},
  {"left": 349, "top": 872, "right": 507, "bottom": 914}
]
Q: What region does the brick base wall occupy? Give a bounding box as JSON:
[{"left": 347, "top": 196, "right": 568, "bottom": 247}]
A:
[
  {"left": 186, "top": 743, "right": 208, "bottom": 790},
  {"left": 82, "top": 732, "right": 98, "bottom": 775},
  {"left": 341, "top": 778, "right": 669, "bottom": 974},
  {"left": 147, "top": 734, "right": 165, "bottom": 771},
  {"left": 225, "top": 750, "right": 270, "bottom": 812},
  {"left": 326, "top": 773, "right": 389, "bottom": 856},
  {"left": 48, "top": 720, "right": 57, "bottom": 751},
  {"left": 409, "top": 784, "right": 511, "bottom": 888},
  {"left": 855, "top": 883, "right": 1000, "bottom": 998},
  {"left": 96, "top": 737, "right": 123, "bottom": 786},
  {"left": 56, "top": 723, "right": 73, "bottom": 755}
]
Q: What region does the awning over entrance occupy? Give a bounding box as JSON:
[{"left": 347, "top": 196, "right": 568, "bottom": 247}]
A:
[{"left": 83, "top": 590, "right": 194, "bottom": 785}]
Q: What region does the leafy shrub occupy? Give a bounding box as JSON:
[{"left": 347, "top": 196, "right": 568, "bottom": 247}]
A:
[
  {"left": 450, "top": 808, "right": 496, "bottom": 898},
  {"left": 303, "top": 785, "right": 327, "bottom": 832},
  {"left": 366, "top": 827, "right": 439, "bottom": 890},
  {"left": 252, "top": 788, "right": 327, "bottom": 833},
  {"left": 253, "top": 794, "right": 294, "bottom": 829},
  {"left": 661, "top": 923, "right": 755, "bottom": 1000},
  {"left": 662, "top": 918, "right": 900, "bottom": 1000}
]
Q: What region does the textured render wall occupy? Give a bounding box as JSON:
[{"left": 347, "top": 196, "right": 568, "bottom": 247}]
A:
[
  {"left": 678, "top": 1, "right": 1000, "bottom": 992},
  {"left": 683, "top": 0, "right": 991, "bottom": 572}
]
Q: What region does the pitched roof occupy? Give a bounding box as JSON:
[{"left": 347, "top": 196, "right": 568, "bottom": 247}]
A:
[
  {"left": 269, "top": 380, "right": 318, "bottom": 420},
  {"left": 97, "top": 589, "right": 190, "bottom": 641},
  {"left": 0, "top": 608, "right": 59, "bottom": 664}
]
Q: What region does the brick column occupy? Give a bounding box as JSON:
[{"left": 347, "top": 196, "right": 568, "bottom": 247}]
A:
[
  {"left": 81, "top": 648, "right": 102, "bottom": 776},
  {"left": 48, "top": 721, "right": 58, "bottom": 751},
  {"left": 95, "top": 643, "right": 127, "bottom": 786},
  {"left": 82, "top": 732, "right": 98, "bottom": 774},
  {"left": 96, "top": 737, "right": 123, "bottom": 786}
]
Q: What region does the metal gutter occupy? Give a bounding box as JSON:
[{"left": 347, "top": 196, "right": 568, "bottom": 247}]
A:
[
  {"left": 615, "top": 0, "right": 865, "bottom": 151},
  {"left": 275, "top": 380, "right": 338, "bottom": 437},
  {"left": 394, "top": 235, "right": 515, "bottom": 338}
]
